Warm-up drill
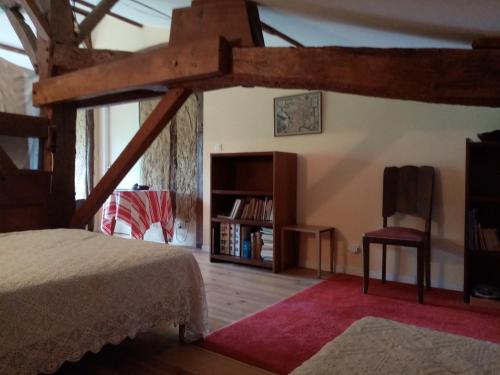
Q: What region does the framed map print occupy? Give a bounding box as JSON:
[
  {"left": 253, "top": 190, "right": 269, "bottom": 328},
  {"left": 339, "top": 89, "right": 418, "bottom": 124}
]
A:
[{"left": 274, "top": 92, "right": 322, "bottom": 137}]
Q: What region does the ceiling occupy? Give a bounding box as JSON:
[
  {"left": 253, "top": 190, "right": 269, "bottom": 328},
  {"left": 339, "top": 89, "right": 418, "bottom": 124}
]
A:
[{"left": 1, "top": 0, "right": 500, "bottom": 70}]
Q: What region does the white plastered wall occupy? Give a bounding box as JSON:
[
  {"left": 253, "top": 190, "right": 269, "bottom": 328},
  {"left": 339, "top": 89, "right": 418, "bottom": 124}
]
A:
[{"left": 203, "top": 87, "right": 500, "bottom": 290}]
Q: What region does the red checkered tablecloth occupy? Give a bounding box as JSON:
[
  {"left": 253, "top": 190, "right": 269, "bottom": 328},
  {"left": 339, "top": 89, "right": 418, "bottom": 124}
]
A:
[{"left": 101, "top": 190, "right": 174, "bottom": 241}]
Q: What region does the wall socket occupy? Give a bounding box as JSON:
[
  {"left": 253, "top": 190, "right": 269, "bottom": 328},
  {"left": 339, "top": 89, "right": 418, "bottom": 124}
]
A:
[
  {"left": 177, "top": 220, "right": 186, "bottom": 229},
  {"left": 349, "top": 244, "right": 361, "bottom": 254}
]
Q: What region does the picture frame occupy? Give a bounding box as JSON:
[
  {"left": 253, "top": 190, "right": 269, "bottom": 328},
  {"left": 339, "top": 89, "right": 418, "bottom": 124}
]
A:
[{"left": 274, "top": 91, "right": 322, "bottom": 137}]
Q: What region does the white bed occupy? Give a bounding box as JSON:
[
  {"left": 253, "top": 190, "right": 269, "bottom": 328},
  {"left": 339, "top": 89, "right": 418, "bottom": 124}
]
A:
[
  {"left": 291, "top": 316, "right": 500, "bottom": 375},
  {"left": 0, "top": 229, "right": 208, "bottom": 375}
]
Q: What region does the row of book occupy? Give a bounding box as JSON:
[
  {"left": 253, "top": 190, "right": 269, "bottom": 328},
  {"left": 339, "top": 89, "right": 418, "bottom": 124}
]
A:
[
  {"left": 468, "top": 209, "right": 500, "bottom": 251},
  {"left": 220, "top": 198, "right": 274, "bottom": 222},
  {"left": 218, "top": 223, "right": 273, "bottom": 261}
]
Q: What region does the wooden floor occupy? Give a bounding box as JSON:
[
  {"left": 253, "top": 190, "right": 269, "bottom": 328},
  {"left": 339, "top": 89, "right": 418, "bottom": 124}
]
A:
[{"left": 56, "top": 247, "right": 324, "bottom": 375}]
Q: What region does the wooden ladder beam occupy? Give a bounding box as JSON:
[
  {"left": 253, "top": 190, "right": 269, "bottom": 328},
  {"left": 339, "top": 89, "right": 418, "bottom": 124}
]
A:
[{"left": 71, "top": 88, "right": 192, "bottom": 228}]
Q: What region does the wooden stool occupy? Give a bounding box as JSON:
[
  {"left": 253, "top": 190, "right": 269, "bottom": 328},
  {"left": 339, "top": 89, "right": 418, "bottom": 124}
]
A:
[{"left": 281, "top": 225, "right": 335, "bottom": 278}]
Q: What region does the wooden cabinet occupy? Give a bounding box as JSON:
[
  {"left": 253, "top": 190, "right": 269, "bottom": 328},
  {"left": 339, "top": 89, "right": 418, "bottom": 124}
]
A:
[
  {"left": 210, "top": 152, "right": 297, "bottom": 272},
  {"left": 464, "top": 139, "right": 500, "bottom": 303}
]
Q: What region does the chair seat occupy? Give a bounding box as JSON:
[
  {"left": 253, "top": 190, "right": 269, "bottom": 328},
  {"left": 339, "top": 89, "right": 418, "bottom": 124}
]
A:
[{"left": 364, "top": 226, "right": 426, "bottom": 242}]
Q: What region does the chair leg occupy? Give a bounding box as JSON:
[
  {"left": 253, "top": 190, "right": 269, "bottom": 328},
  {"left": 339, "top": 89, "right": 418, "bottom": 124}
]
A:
[
  {"left": 417, "top": 246, "right": 424, "bottom": 304},
  {"left": 425, "top": 241, "right": 431, "bottom": 290},
  {"left": 363, "top": 237, "right": 370, "bottom": 294},
  {"left": 381, "top": 244, "right": 387, "bottom": 284}
]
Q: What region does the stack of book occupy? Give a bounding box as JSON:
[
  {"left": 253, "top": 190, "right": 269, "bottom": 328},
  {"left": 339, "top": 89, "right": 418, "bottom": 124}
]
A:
[
  {"left": 218, "top": 223, "right": 242, "bottom": 256},
  {"left": 260, "top": 227, "right": 273, "bottom": 262},
  {"left": 219, "top": 197, "right": 273, "bottom": 222},
  {"left": 468, "top": 209, "right": 500, "bottom": 251}
]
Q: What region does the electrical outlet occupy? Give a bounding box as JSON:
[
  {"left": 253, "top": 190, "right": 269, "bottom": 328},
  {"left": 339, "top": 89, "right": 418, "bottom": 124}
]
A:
[
  {"left": 349, "top": 244, "right": 361, "bottom": 254},
  {"left": 177, "top": 220, "right": 184, "bottom": 229}
]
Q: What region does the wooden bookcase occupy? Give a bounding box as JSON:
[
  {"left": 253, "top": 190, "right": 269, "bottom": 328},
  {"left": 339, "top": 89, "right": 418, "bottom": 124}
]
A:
[
  {"left": 210, "top": 152, "right": 297, "bottom": 272},
  {"left": 464, "top": 139, "right": 500, "bottom": 303}
]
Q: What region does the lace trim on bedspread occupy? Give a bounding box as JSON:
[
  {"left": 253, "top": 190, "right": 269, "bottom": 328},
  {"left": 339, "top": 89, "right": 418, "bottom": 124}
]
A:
[{"left": 0, "top": 297, "right": 208, "bottom": 375}]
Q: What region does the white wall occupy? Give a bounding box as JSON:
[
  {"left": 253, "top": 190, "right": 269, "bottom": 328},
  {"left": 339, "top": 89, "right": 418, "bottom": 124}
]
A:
[{"left": 203, "top": 87, "right": 500, "bottom": 290}]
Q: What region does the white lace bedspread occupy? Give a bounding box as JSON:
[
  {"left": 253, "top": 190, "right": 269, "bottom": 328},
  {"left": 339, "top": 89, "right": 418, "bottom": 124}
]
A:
[
  {"left": 0, "top": 229, "right": 208, "bottom": 375},
  {"left": 291, "top": 316, "right": 500, "bottom": 375}
]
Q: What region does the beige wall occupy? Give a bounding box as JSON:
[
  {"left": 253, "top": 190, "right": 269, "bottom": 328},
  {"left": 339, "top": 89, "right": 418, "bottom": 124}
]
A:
[{"left": 203, "top": 87, "right": 500, "bottom": 290}]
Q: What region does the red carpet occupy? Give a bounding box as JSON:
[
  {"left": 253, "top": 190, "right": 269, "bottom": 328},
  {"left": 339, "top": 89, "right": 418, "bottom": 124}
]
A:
[{"left": 201, "top": 274, "right": 500, "bottom": 374}]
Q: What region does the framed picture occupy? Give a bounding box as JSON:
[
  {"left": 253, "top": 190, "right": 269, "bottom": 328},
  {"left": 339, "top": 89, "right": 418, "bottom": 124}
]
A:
[{"left": 274, "top": 91, "right": 322, "bottom": 137}]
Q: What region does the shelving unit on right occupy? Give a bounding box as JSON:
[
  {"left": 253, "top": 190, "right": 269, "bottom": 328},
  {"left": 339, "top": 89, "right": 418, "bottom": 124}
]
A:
[{"left": 464, "top": 139, "right": 500, "bottom": 303}]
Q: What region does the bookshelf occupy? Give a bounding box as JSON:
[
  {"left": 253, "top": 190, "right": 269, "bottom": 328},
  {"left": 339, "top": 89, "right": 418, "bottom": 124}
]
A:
[
  {"left": 210, "top": 152, "right": 297, "bottom": 272},
  {"left": 464, "top": 139, "right": 500, "bottom": 303}
]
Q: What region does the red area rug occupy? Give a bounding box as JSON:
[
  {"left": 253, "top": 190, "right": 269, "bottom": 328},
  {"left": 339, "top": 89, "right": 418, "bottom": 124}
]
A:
[{"left": 201, "top": 274, "right": 500, "bottom": 374}]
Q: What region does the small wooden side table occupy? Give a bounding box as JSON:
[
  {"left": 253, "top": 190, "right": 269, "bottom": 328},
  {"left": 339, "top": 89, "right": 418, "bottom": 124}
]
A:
[{"left": 281, "top": 224, "right": 335, "bottom": 278}]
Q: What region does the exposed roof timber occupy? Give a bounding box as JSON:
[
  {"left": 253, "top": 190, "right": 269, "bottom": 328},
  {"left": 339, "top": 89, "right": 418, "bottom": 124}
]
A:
[
  {"left": 261, "top": 21, "right": 303, "bottom": 47},
  {"left": 53, "top": 44, "right": 131, "bottom": 73},
  {"left": 0, "top": 41, "right": 26, "bottom": 55},
  {"left": 71, "top": 88, "right": 191, "bottom": 228},
  {"left": 17, "top": 0, "right": 50, "bottom": 39},
  {"left": 33, "top": 38, "right": 230, "bottom": 106},
  {"left": 33, "top": 40, "right": 500, "bottom": 108},
  {"left": 73, "top": 0, "right": 143, "bottom": 28},
  {"left": 76, "top": 0, "right": 119, "bottom": 44},
  {"left": 4, "top": 6, "right": 37, "bottom": 69},
  {"left": 472, "top": 37, "right": 500, "bottom": 49}
]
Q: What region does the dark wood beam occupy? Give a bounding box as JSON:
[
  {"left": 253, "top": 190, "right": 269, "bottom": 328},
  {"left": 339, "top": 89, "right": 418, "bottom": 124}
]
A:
[
  {"left": 75, "top": 89, "right": 165, "bottom": 109},
  {"left": 179, "top": 46, "right": 500, "bottom": 107},
  {"left": 53, "top": 44, "right": 131, "bottom": 73},
  {"left": 18, "top": 0, "right": 50, "bottom": 39},
  {"left": 5, "top": 6, "right": 37, "bottom": 69},
  {"left": 170, "top": 0, "right": 264, "bottom": 47},
  {"left": 261, "top": 21, "right": 304, "bottom": 47},
  {"left": 76, "top": 0, "right": 119, "bottom": 44},
  {"left": 71, "top": 88, "right": 191, "bottom": 228},
  {"left": 472, "top": 37, "right": 500, "bottom": 49},
  {"left": 0, "top": 42, "right": 26, "bottom": 55},
  {"left": 0, "top": 112, "right": 49, "bottom": 138},
  {"left": 74, "top": 0, "right": 143, "bottom": 28},
  {"left": 33, "top": 38, "right": 230, "bottom": 106}
]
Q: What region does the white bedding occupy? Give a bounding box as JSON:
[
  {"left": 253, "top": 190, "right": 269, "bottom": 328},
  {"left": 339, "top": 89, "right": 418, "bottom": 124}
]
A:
[
  {"left": 291, "top": 316, "right": 500, "bottom": 375},
  {"left": 0, "top": 229, "right": 208, "bottom": 375}
]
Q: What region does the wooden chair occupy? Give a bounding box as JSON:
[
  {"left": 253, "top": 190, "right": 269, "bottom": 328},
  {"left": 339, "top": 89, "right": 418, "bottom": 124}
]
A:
[{"left": 363, "top": 166, "right": 435, "bottom": 304}]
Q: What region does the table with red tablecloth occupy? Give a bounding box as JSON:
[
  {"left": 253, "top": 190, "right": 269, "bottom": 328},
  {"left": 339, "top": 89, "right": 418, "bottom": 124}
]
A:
[{"left": 101, "top": 190, "right": 174, "bottom": 242}]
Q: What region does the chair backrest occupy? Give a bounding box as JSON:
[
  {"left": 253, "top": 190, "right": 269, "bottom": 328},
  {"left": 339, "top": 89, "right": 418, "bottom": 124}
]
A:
[{"left": 382, "top": 166, "right": 435, "bottom": 231}]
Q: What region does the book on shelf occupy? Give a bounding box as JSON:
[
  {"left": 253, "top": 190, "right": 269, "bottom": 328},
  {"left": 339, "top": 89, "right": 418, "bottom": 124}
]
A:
[
  {"left": 468, "top": 208, "right": 500, "bottom": 251},
  {"left": 221, "top": 197, "right": 273, "bottom": 222}
]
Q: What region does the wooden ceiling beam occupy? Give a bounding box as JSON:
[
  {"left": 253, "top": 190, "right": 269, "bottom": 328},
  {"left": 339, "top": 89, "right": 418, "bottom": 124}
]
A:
[
  {"left": 74, "top": 89, "right": 166, "bottom": 109},
  {"left": 176, "top": 46, "right": 500, "bottom": 107},
  {"left": 472, "top": 37, "right": 500, "bottom": 49},
  {"left": 76, "top": 0, "right": 119, "bottom": 44},
  {"left": 71, "top": 88, "right": 191, "bottom": 228},
  {"left": 4, "top": 6, "right": 37, "bottom": 69},
  {"left": 53, "top": 44, "right": 131, "bottom": 73},
  {"left": 18, "top": 0, "right": 50, "bottom": 39},
  {"left": 73, "top": 0, "right": 143, "bottom": 28},
  {"left": 0, "top": 42, "right": 26, "bottom": 55},
  {"left": 0, "top": 112, "right": 49, "bottom": 138},
  {"left": 33, "top": 38, "right": 230, "bottom": 106},
  {"left": 261, "top": 21, "right": 304, "bottom": 47}
]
